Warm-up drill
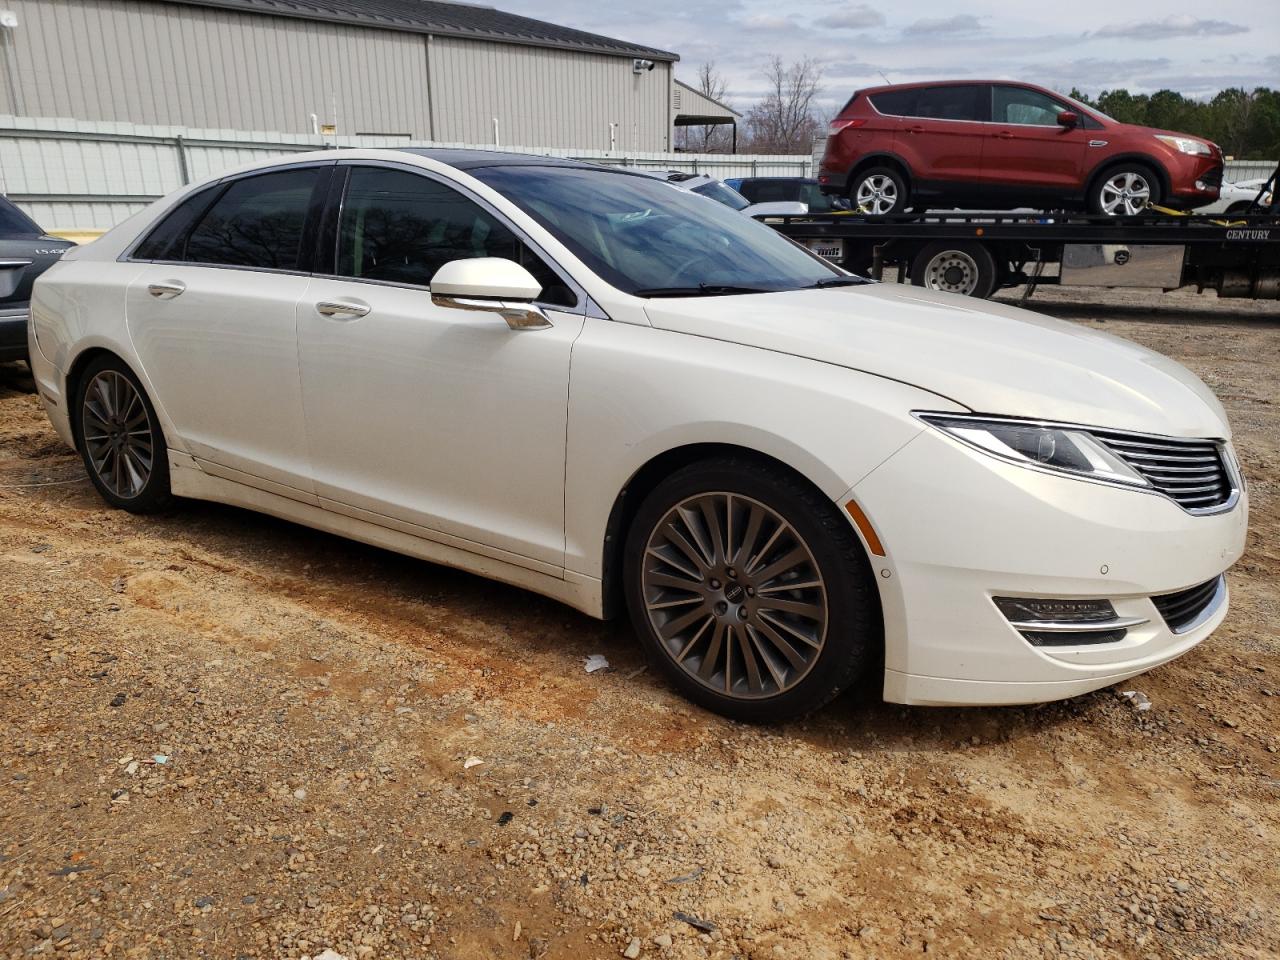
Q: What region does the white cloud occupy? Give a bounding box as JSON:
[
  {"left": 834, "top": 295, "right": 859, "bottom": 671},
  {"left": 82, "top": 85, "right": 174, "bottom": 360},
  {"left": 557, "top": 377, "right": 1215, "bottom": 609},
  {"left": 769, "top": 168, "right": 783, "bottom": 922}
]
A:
[
  {"left": 903, "top": 14, "right": 984, "bottom": 36},
  {"left": 814, "top": 5, "right": 885, "bottom": 30},
  {"left": 1095, "top": 15, "right": 1247, "bottom": 40}
]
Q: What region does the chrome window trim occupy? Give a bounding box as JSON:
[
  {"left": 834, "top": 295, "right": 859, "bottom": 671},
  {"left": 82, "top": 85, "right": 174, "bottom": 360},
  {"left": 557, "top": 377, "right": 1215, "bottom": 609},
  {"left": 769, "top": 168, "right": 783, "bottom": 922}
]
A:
[
  {"left": 913, "top": 411, "right": 1242, "bottom": 516},
  {"left": 118, "top": 159, "right": 338, "bottom": 266},
  {"left": 323, "top": 157, "right": 592, "bottom": 316}
]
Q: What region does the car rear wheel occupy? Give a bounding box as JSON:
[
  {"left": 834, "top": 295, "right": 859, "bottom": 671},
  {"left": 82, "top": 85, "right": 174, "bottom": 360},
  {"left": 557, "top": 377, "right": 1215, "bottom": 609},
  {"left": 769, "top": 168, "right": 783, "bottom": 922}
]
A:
[
  {"left": 74, "top": 355, "right": 172, "bottom": 513},
  {"left": 850, "top": 166, "right": 908, "bottom": 215},
  {"left": 1090, "top": 164, "right": 1162, "bottom": 216},
  {"left": 623, "top": 457, "right": 878, "bottom": 722},
  {"left": 910, "top": 241, "right": 999, "bottom": 299}
]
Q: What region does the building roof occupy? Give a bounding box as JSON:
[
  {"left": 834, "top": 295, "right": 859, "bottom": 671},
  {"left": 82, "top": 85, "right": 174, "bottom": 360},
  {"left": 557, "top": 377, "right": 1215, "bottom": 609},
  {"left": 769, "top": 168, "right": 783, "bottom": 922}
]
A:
[
  {"left": 155, "top": 0, "right": 678, "bottom": 61},
  {"left": 673, "top": 79, "right": 740, "bottom": 123}
]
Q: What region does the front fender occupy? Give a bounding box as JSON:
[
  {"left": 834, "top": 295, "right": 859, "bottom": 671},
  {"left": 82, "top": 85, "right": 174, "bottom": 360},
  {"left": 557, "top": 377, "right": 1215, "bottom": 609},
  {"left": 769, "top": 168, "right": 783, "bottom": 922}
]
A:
[{"left": 564, "top": 317, "right": 965, "bottom": 579}]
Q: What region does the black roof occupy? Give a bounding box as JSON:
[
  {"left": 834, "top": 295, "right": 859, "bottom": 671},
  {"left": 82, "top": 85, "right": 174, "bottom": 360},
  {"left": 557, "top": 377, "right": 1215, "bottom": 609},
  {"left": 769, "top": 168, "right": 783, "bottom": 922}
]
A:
[{"left": 157, "top": 0, "right": 678, "bottom": 61}]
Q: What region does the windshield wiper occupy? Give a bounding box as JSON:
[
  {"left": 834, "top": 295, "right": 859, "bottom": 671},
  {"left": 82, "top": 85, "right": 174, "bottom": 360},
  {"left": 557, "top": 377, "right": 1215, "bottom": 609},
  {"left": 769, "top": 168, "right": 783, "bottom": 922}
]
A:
[
  {"left": 632, "top": 283, "right": 781, "bottom": 298},
  {"left": 801, "top": 276, "right": 871, "bottom": 289}
]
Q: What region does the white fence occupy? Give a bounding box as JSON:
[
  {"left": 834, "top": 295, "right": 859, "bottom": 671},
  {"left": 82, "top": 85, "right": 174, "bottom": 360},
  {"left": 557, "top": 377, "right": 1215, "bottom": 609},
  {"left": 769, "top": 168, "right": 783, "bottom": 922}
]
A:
[{"left": 0, "top": 115, "right": 813, "bottom": 233}]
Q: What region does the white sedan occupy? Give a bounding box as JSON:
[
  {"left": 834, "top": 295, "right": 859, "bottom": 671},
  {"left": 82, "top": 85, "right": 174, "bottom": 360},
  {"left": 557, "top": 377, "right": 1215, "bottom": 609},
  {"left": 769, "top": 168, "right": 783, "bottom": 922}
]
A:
[{"left": 29, "top": 149, "right": 1247, "bottom": 721}]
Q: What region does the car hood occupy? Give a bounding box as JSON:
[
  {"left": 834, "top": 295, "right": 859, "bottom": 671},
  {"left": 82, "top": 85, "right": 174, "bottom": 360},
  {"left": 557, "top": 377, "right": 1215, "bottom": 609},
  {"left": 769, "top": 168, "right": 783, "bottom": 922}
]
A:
[{"left": 643, "top": 283, "right": 1230, "bottom": 439}]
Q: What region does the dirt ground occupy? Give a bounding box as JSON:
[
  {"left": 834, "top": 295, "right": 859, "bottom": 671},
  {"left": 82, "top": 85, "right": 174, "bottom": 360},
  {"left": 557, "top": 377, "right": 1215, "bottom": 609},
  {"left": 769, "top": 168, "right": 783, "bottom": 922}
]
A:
[{"left": 1, "top": 285, "right": 1277, "bottom": 960}]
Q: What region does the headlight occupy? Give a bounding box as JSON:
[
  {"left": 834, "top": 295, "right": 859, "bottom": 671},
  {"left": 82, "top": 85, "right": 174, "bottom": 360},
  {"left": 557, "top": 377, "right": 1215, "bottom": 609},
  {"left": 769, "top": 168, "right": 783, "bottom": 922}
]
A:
[
  {"left": 1154, "top": 135, "right": 1212, "bottom": 156},
  {"left": 917, "top": 414, "right": 1149, "bottom": 487}
]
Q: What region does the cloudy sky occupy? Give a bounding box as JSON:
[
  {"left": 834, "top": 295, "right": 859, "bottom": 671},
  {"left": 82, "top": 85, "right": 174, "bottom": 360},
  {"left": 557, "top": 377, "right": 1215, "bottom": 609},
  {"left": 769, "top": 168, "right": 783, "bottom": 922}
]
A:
[{"left": 506, "top": 1, "right": 1275, "bottom": 113}]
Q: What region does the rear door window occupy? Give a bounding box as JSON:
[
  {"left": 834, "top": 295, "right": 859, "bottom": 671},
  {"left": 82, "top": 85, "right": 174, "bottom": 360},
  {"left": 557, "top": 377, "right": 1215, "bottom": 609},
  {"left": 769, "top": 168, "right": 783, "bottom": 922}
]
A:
[
  {"left": 184, "top": 168, "right": 323, "bottom": 270},
  {"left": 913, "top": 85, "right": 987, "bottom": 122},
  {"left": 334, "top": 166, "right": 576, "bottom": 307}
]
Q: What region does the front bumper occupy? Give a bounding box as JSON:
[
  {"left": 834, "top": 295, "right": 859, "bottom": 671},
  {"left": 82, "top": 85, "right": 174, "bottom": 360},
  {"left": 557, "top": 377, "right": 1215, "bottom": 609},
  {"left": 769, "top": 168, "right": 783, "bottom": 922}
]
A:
[
  {"left": 1165, "top": 153, "right": 1224, "bottom": 207},
  {"left": 0, "top": 303, "right": 28, "bottom": 361},
  {"left": 848, "top": 427, "right": 1247, "bottom": 706}
]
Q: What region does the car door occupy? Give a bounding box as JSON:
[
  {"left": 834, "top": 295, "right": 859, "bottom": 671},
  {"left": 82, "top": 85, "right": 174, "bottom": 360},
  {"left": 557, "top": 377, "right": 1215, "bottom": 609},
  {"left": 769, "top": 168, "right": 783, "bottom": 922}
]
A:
[
  {"left": 296, "top": 162, "right": 586, "bottom": 571},
  {"left": 901, "top": 84, "right": 989, "bottom": 187},
  {"left": 125, "top": 163, "right": 332, "bottom": 496},
  {"left": 984, "top": 85, "right": 1089, "bottom": 190}
]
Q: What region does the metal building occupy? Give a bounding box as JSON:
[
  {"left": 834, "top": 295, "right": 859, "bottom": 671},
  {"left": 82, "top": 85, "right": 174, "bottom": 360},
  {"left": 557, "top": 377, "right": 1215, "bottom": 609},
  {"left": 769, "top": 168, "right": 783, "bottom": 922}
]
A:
[{"left": 0, "top": 0, "right": 680, "bottom": 150}]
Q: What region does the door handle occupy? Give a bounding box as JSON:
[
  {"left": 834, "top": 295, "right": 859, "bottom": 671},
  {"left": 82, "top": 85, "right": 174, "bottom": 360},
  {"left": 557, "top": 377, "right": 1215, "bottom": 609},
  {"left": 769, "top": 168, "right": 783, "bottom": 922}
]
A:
[
  {"left": 315, "top": 299, "right": 370, "bottom": 320},
  {"left": 906, "top": 125, "right": 925, "bottom": 134},
  {"left": 147, "top": 280, "right": 186, "bottom": 299},
  {"left": 994, "top": 131, "right": 1015, "bottom": 139}
]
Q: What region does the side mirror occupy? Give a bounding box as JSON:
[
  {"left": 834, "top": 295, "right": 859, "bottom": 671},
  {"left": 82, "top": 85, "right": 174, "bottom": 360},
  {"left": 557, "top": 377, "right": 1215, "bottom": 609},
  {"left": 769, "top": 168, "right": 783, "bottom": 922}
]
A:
[
  {"left": 1057, "top": 111, "right": 1079, "bottom": 129},
  {"left": 430, "top": 257, "right": 551, "bottom": 330}
]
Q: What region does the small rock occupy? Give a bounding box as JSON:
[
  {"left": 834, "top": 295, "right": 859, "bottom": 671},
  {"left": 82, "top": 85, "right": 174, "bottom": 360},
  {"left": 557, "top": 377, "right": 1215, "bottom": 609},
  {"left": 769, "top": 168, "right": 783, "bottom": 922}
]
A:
[
  {"left": 293, "top": 788, "right": 307, "bottom": 800},
  {"left": 622, "top": 936, "right": 642, "bottom": 958},
  {"left": 653, "top": 933, "right": 673, "bottom": 948},
  {"left": 109, "top": 693, "right": 126, "bottom": 708}
]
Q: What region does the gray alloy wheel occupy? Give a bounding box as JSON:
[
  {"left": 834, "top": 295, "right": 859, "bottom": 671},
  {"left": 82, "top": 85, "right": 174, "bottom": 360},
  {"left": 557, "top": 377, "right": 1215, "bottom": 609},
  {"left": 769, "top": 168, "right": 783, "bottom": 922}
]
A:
[
  {"left": 854, "top": 173, "right": 900, "bottom": 215},
  {"left": 638, "top": 491, "right": 829, "bottom": 700},
  {"left": 1097, "top": 170, "right": 1153, "bottom": 216},
  {"left": 81, "top": 369, "right": 155, "bottom": 499}
]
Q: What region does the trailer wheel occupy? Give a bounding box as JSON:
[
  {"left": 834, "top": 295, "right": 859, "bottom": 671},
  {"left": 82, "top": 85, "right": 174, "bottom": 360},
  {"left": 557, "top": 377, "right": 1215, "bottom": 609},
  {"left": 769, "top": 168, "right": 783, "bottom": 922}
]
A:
[{"left": 910, "top": 242, "right": 998, "bottom": 299}]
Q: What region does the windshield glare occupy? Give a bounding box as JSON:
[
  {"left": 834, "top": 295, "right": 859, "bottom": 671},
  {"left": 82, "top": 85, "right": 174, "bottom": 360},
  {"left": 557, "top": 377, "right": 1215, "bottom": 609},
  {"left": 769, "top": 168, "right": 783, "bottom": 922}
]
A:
[
  {"left": 690, "top": 179, "right": 750, "bottom": 211},
  {"left": 471, "top": 166, "right": 840, "bottom": 296}
]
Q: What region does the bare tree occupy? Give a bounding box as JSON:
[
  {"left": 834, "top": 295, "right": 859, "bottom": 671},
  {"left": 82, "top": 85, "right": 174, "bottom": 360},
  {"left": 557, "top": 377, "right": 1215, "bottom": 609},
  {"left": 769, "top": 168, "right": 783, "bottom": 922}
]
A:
[
  {"left": 744, "top": 56, "right": 824, "bottom": 154},
  {"left": 676, "top": 62, "right": 733, "bottom": 153}
]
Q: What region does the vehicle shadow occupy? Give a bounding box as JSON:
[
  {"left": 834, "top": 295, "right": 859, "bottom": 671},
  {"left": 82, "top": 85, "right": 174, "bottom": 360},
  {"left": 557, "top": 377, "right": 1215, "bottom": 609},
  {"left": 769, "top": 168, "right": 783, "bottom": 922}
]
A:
[
  {"left": 995, "top": 296, "right": 1280, "bottom": 327},
  {"left": 0, "top": 360, "right": 35, "bottom": 397}
]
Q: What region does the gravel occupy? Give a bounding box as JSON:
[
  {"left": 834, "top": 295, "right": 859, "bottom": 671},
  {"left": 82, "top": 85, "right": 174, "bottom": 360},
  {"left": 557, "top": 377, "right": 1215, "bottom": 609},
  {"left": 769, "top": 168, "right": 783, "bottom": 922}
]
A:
[{"left": 0, "top": 288, "right": 1277, "bottom": 959}]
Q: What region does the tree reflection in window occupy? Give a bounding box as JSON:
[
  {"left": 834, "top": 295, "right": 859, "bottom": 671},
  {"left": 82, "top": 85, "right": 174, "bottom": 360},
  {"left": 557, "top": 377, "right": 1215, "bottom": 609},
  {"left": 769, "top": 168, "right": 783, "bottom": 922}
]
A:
[{"left": 186, "top": 169, "right": 320, "bottom": 270}]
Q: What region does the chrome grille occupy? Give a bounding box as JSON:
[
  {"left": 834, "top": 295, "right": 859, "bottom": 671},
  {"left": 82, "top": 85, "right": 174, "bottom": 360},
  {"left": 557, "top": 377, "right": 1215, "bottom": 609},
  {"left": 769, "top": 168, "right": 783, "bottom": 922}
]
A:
[
  {"left": 1152, "top": 576, "right": 1224, "bottom": 633},
  {"left": 1091, "top": 431, "right": 1233, "bottom": 511}
]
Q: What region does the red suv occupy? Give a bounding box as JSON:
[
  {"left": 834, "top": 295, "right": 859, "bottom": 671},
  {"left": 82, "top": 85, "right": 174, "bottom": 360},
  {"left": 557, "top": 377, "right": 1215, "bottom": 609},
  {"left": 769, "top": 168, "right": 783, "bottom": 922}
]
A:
[{"left": 819, "top": 80, "right": 1223, "bottom": 216}]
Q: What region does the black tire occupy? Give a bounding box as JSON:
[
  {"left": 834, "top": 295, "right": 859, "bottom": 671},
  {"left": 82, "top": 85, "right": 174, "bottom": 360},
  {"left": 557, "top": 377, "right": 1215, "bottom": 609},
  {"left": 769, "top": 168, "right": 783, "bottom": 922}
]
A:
[
  {"left": 73, "top": 354, "right": 172, "bottom": 513},
  {"left": 1224, "top": 201, "right": 1254, "bottom": 216},
  {"left": 848, "top": 165, "right": 909, "bottom": 215},
  {"left": 1088, "top": 162, "right": 1163, "bottom": 216},
  {"left": 623, "top": 456, "right": 880, "bottom": 722},
  {"left": 910, "top": 241, "right": 999, "bottom": 299}
]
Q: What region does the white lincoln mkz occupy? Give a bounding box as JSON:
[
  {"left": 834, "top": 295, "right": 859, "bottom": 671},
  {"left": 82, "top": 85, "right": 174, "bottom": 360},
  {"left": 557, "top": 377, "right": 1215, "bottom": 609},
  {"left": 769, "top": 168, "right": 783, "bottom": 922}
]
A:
[{"left": 29, "top": 149, "right": 1247, "bottom": 721}]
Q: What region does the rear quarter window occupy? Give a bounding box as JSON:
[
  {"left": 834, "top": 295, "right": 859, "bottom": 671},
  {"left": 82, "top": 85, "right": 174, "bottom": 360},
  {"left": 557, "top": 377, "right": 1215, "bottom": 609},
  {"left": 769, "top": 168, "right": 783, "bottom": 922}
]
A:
[{"left": 867, "top": 89, "right": 919, "bottom": 117}]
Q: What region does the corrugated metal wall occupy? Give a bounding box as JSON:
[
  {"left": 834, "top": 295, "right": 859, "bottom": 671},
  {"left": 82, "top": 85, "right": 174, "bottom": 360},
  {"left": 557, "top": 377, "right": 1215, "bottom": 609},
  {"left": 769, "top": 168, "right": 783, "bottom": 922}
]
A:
[
  {"left": 0, "top": 0, "right": 672, "bottom": 149},
  {"left": 0, "top": 115, "right": 814, "bottom": 233},
  {"left": 428, "top": 38, "right": 671, "bottom": 151}
]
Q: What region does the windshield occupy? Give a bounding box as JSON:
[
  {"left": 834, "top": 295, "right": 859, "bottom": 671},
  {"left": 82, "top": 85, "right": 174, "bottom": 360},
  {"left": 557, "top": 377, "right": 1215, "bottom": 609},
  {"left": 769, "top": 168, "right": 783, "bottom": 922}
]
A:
[
  {"left": 691, "top": 179, "right": 750, "bottom": 211},
  {"left": 471, "top": 166, "right": 840, "bottom": 296}
]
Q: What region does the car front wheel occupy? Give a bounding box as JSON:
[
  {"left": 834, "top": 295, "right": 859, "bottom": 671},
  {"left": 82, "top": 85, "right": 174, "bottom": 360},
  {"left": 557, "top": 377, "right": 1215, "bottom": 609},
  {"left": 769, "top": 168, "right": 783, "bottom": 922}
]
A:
[
  {"left": 1090, "top": 164, "right": 1162, "bottom": 216},
  {"left": 623, "top": 457, "right": 879, "bottom": 722}
]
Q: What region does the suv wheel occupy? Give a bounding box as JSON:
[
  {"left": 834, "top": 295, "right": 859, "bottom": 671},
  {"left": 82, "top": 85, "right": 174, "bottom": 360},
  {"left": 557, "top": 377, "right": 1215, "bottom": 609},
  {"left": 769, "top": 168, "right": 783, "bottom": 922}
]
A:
[
  {"left": 623, "top": 457, "right": 879, "bottom": 722},
  {"left": 850, "top": 167, "right": 908, "bottom": 215},
  {"left": 1090, "top": 164, "right": 1162, "bottom": 216}
]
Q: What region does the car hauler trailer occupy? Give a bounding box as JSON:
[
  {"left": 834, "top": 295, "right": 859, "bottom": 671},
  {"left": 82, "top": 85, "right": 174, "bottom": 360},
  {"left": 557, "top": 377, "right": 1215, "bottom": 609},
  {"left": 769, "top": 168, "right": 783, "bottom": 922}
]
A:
[
  {"left": 769, "top": 165, "right": 1280, "bottom": 302},
  {"left": 769, "top": 210, "right": 1280, "bottom": 302}
]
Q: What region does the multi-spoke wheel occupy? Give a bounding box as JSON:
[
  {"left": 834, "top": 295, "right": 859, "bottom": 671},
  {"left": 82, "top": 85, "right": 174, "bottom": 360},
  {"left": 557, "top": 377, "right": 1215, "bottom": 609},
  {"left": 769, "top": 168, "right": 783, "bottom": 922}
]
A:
[
  {"left": 1090, "top": 164, "right": 1161, "bottom": 216},
  {"left": 624, "top": 458, "right": 879, "bottom": 721},
  {"left": 74, "top": 355, "right": 172, "bottom": 512},
  {"left": 850, "top": 166, "right": 908, "bottom": 215}
]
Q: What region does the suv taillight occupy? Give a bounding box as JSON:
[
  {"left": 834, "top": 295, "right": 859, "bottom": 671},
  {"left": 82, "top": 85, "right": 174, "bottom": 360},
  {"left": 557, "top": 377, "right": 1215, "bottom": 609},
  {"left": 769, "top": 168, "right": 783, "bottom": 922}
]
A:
[{"left": 829, "top": 118, "right": 867, "bottom": 134}]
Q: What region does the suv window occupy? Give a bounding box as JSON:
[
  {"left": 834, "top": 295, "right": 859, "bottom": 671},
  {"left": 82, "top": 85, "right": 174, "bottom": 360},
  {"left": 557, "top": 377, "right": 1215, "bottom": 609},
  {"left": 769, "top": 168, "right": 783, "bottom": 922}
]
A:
[
  {"left": 867, "top": 89, "right": 918, "bottom": 117},
  {"left": 993, "top": 86, "right": 1067, "bottom": 126},
  {"left": 132, "top": 185, "right": 221, "bottom": 260},
  {"left": 185, "top": 168, "right": 322, "bottom": 270},
  {"left": 913, "top": 85, "right": 986, "bottom": 122},
  {"left": 335, "top": 166, "right": 575, "bottom": 307}
]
